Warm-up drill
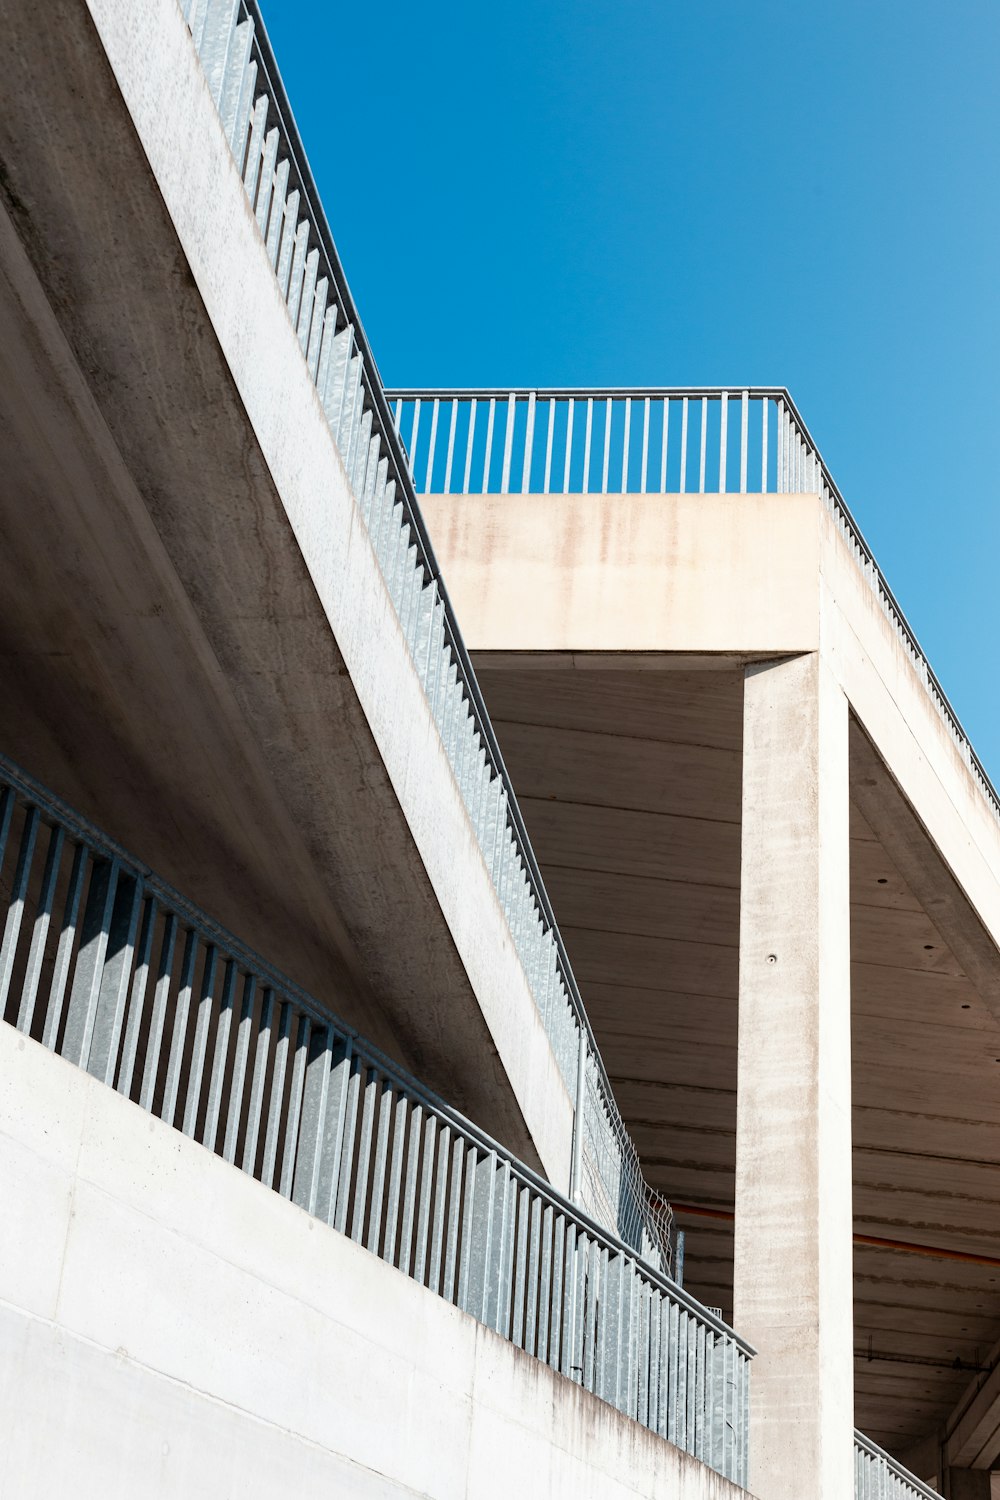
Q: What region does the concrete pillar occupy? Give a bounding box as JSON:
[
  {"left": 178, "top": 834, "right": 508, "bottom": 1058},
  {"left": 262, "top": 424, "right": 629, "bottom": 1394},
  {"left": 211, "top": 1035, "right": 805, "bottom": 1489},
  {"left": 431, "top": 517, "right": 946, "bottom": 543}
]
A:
[{"left": 733, "top": 653, "right": 854, "bottom": 1500}]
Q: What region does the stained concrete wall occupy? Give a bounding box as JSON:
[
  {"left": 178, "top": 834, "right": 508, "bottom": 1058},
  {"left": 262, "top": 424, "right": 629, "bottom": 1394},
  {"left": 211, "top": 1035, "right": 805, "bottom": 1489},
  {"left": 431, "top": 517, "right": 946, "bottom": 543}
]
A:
[{"left": 0, "top": 1023, "right": 749, "bottom": 1500}]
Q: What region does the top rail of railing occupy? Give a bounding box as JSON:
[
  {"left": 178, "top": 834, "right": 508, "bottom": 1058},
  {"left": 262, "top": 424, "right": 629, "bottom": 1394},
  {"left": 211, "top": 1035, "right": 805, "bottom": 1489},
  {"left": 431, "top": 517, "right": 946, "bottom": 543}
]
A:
[
  {"left": 182, "top": 1, "right": 672, "bottom": 1264},
  {"left": 854, "top": 1430, "right": 942, "bottom": 1500},
  {"left": 386, "top": 385, "right": 1000, "bottom": 828}
]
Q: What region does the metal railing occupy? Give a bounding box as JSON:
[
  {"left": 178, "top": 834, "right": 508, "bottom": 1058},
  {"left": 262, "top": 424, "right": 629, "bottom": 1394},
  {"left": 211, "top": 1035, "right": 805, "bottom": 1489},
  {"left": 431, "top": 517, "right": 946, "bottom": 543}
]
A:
[
  {"left": 388, "top": 385, "right": 1000, "bottom": 830},
  {"left": 179, "top": 1, "right": 672, "bottom": 1266},
  {"left": 0, "top": 752, "right": 752, "bottom": 1485},
  {"left": 855, "top": 1432, "right": 942, "bottom": 1500}
]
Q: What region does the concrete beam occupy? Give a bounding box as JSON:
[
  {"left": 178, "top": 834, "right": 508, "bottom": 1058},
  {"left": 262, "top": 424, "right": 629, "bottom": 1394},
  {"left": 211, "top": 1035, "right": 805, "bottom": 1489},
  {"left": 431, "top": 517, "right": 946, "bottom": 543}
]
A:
[
  {"left": 734, "top": 652, "right": 854, "bottom": 1499},
  {"left": 422, "top": 490, "right": 820, "bottom": 655}
]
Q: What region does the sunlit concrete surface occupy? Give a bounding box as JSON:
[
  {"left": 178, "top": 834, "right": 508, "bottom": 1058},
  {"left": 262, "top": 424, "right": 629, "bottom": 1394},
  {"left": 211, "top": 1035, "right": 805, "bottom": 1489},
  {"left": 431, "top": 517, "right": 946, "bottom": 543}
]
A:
[{"left": 0, "top": 1023, "right": 751, "bottom": 1500}]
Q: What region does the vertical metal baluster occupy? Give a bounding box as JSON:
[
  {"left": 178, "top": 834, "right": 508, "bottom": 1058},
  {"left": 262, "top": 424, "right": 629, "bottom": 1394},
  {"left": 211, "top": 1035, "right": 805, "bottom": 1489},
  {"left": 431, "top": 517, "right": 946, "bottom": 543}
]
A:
[
  {"left": 442, "top": 399, "right": 458, "bottom": 494},
  {"left": 241, "top": 985, "right": 275, "bottom": 1176},
  {"left": 161, "top": 928, "right": 199, "bottom": 1127},
  {"left": 365, "top": 1075, "right": 394, "bottom": 1256},
  {"left": 428, "top": 1123, "right": 451, "bottom": 1294},
  {"left": 521, "top": 391, "right": 536, "bottom": 493},
  {"left": 512, "top": 1183, "right": 530, "bottom": 1348},
  {"left": 200, "top": 956, "right": 236, "bottom": 1151},
  {"left": 222, "top": 973, "right": 256, "bottom": 1164},
  {"left": 482, "top": 398, "right": 496, "bottom": 491},
  {"left": 496, "top": 1166, "right": 516, "bottom": 1337},
  {"left": 398, "top": 1101, "right": 423, "bottom": 1275},
  {"left": 660, "top": 397, "right": 670, "bottom": 491},
  {"left": 138, "top": 910, "right": 177, "bottom": 1111},
  {"left": 456, "top": 1141, "right": 479, "bottom": 1311},
  {"left": 563, "top": 397, "right": 575, "bottom": 492},
  {"left": 679, "top": 397, "right": 689, "bottom": 494},
  {"left": 19, "top": 822, "right": 65, "bottom": 1033},
  {"left": 561, "top": 1222, "right": 579, "bottom": 1378},
  {"left": 314, "top": 1036, "right": 353, "bottom": 1226},
  {"left": 442, "top": 1131, "right": 465, "bottom": 1303},
  {"left": 500, "top": 392, "right": 516, "bottom": 494},
  {"left": 291, "top": 1019, "right": 332, "bottom": 1210},
  {"left": 382, "top": 1087, "right": 408, "bottom": 1265},
  {"left": 543, "top": 398, "right": 555, "bottom": 494},
  {"left": 601, "top": 398, "right": 612, "bottom": 494},
  {"left": 278, "top": 1011, "right": 310, "bottom": 1198},
  {"left": 667, "top": 1299, "right": 680, "bottom": 1446},
  {"left": 62, "top": 856, "right": 120, "bottom": 1069},
  {"left": 350, "top": 1065, "right": 380, "bottom": 1243},
  {"left": 181, "top": 942, "right": 218, "bottom": 1137},
  {"left": 549, "top": 1212, "right": 565, "bottom": 1370},
  {"left": 621, "top": 396, "right": 631, "bottom": 491},
  {"left": 407, "top": 398, "right": 421, "bottom": 480},
  {"left": 423, "top": 398, "right": 439, "bottom": 493},
  {"left": 0, "top": 804, "right": 39, "bottom": 1013},
  {"left": 761, "top": 397, "right": 769, "bottom": 491},
  {"left": 330, "top": 1050, "right": 362, "bottom": 1233},
  {"left": 461, "top": 398, "right": 477, "bottom": 494},
  {"left": 87, "top": 871, "right": 143, "bottom": 1087},
  {"left": 414, "top": 1112, "right": 439, "bottom": 1285},
  {"left": 699, "top": 396, "right": 708, "bottom": 493},
  {"left": 582, "top": 398, "right": 593, "bottom": 494},
  {"left": 116, "top": 894, "right": 157, "bottom": 1100},
  {"left": 260, "top": 998, "right": 293, "bottom": 1186},
  {"left": 686, "top": 1312, "right": 698, "bottom": 1454},
  {"left": 536, "top": 1203, "right": 553, "bottom": 1364},
  {"left": 718, "top": 390, "right": 728, "bottom": 491},
  {"left": 656, "top": 1293, "right": 670, "bottom": 1438},
  {"left": 640, "top": 396, "right": 650, "bottom": 493},
  {"left": 740, "top": 390, "right": 749, "bottom": 493},
  {"left": 595, "top": 1246, "right": 611, "bottom": 1401}
]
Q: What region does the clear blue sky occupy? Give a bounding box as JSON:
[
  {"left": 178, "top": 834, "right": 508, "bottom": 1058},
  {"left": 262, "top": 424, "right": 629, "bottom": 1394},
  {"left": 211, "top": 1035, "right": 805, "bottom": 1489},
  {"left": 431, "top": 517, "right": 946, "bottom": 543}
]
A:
[{"left": 264, "top": 0, "right": 1000, "bottom": 778}]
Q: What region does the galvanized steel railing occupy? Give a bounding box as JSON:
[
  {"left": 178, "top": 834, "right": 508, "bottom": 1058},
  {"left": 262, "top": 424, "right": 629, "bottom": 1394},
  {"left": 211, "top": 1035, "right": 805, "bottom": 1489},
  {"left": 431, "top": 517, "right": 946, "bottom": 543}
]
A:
[
  {"left": 389, "top": 385, "right": 1000, "bottom": 830},
  {"left": 180, "top": 1, "right": 671, "bottom": 1267},
  {"left": 855, "top": 1432, "right": 942, "bottom": 1500},
  {"left": 0, "top": 753, "right": 752, "bottom": 1485}
]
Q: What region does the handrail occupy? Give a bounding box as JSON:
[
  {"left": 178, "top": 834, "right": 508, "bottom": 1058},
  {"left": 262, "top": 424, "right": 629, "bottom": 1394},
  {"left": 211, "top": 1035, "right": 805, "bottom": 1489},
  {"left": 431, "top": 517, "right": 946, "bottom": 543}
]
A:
[
  {"left": 179, "top": 0, "right": 673, "bottom": 1266},
  {"left": 0, "top": 750, "right": 753, "bottom": 1484},
  {"left": 387, "top": 384, "right": 1000, "bottom": 829},
  {"left": 855, "top": 1430, "right": 942, "bottom": 1500}
]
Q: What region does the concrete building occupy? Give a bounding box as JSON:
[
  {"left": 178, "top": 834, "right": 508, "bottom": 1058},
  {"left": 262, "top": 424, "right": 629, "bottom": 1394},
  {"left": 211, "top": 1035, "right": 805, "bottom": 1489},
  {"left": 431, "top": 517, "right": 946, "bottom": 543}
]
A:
[{"left": 0, "top": 2, "right": 996, "bottom": 1498}]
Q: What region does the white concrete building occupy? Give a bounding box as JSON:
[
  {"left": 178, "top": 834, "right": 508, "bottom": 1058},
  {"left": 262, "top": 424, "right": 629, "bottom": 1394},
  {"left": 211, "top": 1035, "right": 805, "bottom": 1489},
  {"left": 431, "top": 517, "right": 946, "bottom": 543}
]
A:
[{"left": 0, "top": 3, "right": 996, "bottom": 1498}]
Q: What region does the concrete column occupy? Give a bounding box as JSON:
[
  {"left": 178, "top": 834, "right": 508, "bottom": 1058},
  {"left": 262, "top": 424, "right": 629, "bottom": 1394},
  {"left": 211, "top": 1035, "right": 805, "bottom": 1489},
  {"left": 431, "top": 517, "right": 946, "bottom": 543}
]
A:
[{"left": 733, "top": 652, "right": 854, "bottom": 1500}]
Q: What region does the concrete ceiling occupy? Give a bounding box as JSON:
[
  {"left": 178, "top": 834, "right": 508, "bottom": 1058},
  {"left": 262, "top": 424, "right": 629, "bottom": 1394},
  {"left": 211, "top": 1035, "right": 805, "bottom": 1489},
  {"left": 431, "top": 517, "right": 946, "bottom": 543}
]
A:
[{"left": 474, "top": 659, "right": 1000, "bottom": 1454}]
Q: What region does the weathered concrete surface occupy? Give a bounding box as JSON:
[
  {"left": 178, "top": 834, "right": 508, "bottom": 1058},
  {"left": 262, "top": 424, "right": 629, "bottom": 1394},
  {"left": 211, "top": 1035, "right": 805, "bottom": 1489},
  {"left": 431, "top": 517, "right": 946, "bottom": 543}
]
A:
[
  {"left": 423, "top": 490, "right": 820, "bottom": 654},
  {"left": 0, "top": 0, "right": 573, "bottom": 1181},
  {"left": 0, "top": 1024, "right": 751, "bottom": 1500},
  {"left": 734, "top": 653, "right": 854, "bottom": 1500}
]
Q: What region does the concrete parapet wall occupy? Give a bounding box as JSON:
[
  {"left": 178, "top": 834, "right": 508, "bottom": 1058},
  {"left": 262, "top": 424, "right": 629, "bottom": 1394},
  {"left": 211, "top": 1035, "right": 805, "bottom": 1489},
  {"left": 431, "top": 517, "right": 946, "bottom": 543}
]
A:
[{"left": 0, "top": 1024, "right": 748, "bottom": 1500}]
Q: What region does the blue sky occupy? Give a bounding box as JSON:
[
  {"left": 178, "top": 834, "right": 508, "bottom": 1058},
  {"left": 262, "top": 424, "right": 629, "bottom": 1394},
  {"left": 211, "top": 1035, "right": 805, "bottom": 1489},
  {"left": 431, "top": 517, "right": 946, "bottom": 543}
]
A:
[{"left": 264, "top": 0, "right": 1000, "bottom": 777}]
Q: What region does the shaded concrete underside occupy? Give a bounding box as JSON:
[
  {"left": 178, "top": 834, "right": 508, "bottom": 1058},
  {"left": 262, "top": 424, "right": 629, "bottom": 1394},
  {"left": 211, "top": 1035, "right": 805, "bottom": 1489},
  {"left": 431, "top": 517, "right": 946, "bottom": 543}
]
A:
[
  {"left": 473, "top": 659, "right": 1000, "bottom": 1452},
  {"left": 0, "top": 0, "right": 549, "bottom": 1168}
]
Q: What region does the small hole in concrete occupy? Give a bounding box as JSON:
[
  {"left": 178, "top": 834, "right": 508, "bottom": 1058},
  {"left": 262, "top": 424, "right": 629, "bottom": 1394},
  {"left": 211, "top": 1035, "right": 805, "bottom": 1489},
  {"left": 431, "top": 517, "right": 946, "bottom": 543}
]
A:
[
  {"left": 962, "top": 1004, "right": 971, "bottom": 1009},
  {"left": 766, "top": 954, "right": 777, "bottom": 964},
  {"left": 924, "top": 944, "right": 934, "bottom": 951},
  {"left": 877, "top": 877, "right": 888, "bottom": 884}
]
